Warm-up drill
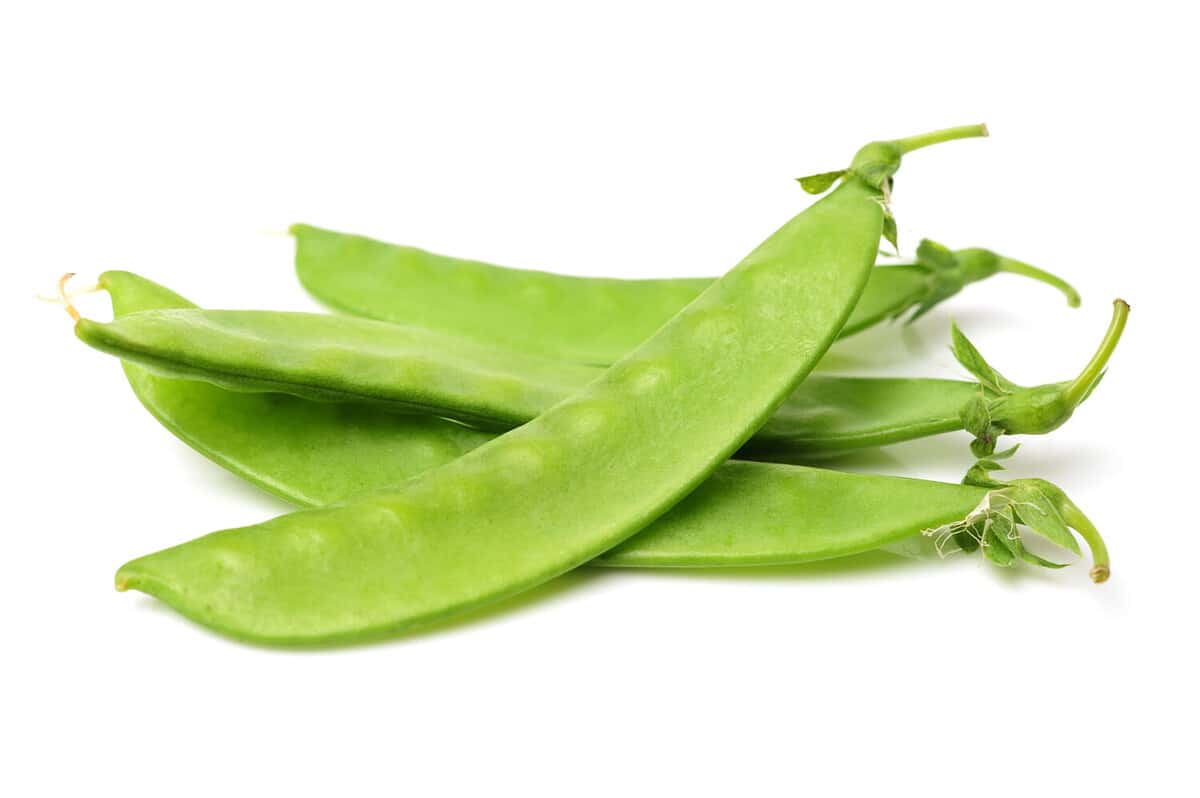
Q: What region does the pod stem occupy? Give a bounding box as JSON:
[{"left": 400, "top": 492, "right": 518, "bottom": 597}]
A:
[
  {"left": 1063, "top": 299, "right": 1130, "bottom": 407},
  {"left": 892, "top": 124, "right": 989, "bottom": 154},
  {"left": 995, "top": 257, "right": 1082, "bottom": 307},
  {"left": 1059, "top": 498, "right": 1110, "bottom": 583}
]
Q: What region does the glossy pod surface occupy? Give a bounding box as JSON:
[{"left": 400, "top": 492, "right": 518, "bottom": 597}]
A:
[
  {"left": 79, "top": 306, "right": 598, "bottom": 430},
  {"left": 296, "top": 222, "right": 714, "bottom": 365},
  {"left": 293, "top": 225, "right": 1078, "bottom": 364},
  {"left": 79, "top": 300, "right": 980, "bottom": 455},
  {"left": 598, "top": 461, "right": 986, "bottom": 567}
]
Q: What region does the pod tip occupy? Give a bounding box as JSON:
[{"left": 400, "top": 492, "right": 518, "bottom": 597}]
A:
[
  {"left": 59, "top": 273, "right": 81, "bottom": 321},
  {"left": 1089, "top": 564, "right": 1110, "bottom": 584}
]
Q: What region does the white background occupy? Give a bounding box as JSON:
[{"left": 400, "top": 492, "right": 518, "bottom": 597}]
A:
[{"left": 2, "top": 2, "right": 1195, "bottom": 795}]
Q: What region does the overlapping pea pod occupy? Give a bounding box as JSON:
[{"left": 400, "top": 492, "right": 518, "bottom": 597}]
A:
[
  {"left": 79, "top": 272, "right": 1113, "bottom": 584},
  {"left": 292, "top": 226, "right": 1080, "bottom": 365},
  {"left": 101, "top": 124, "right": 993, "bottom": 644},
  {"left": 73, "top": 276, "right": 1126, "bottom": 461}
]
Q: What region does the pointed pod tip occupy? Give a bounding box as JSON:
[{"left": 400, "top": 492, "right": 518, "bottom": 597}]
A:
[
  {"left": 115, "top": 575, "right": 130, "bottom": 592},
  {"left": 979, "top": 123, "right": 990, "bottom": 137}
]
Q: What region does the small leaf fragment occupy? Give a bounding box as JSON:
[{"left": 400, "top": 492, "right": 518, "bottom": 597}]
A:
[
  {"left": 916, "top": 239, "right": 958, "bottom": 272},
  {"left": 1018, "top": 547, "right": 1070, "bottom": 569},
  {"left": 954, "top": 530, "right": 981, "bottom": 553},
  {"left": 951, "top": 324, "right": 1019, "bottom": 394},
  {"left": 990, "top": 444, "right": 1021, "bottom": 461},
  {"left": 988, "top": 514, "right": 1019, "bottom": 557},
  {"left": 983, "top": 527, "right": 1016, "bottom": 567},
  {"left": 962, "top": 460, "right": 1006, "bottom": 489},
  {"left": 881, "top": 213, "right": 899, "bottom": 253},
  {"left": 960, "top": 392, "right": 993, "bottom": 437},
  {"left": 796, "top": 170, "right": 846, "bottom": 195},
  {"left": 905, "top": 294, "right": 948, "bottom": 324},
  {"left": 969, "top": 432, "right": 1000, "bottom": 459},
  {"left": 1009, "top": 483, "right": 1081, "bottom": 556}
]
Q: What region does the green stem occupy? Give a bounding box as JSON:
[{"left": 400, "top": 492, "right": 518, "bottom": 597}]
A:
[
  {"left": 1063, "top": 299, "right": 1130, "bottom": 407},
  {"left": 996, "top": 257, "right": 1082, "bottom": 307},
  {"left": 892, "top": 124, "right": 989, "bottom": 154},
  {"left": 1058, "top": 499, "right": 1110, "bottom": 583}
]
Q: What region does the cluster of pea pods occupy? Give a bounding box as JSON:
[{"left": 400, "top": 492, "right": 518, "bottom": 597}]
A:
[{"left": 61, "top": 124, "right": 1127, "bottom": 646}]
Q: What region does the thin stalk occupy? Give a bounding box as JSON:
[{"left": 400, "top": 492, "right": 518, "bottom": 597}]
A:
[
  {"left": 892, "top": 124, "right": 989, "bottom": 154},
  {"left": 1058, "top": 499, "right": 1110, "bottom": 583},
  {"left": 1063, "top": 299, "right": 1130, "bottom": 407},
  {"left": 996, "top": 257, "right": 1081, "bottom": 307}
]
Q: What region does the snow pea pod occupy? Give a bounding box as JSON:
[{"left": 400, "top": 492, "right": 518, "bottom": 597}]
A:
[
  {"left": 293, "top": 226, "right": 1079, "bottom": 364},
  {"left": 112, "top": 124, "right": 988, "bottom": 644},
  {"left": 599, "top": 459, "right": 1107, "bottom": 583},
  {"left": 74, "top": 282, "right": 1126, "bottom": 459}
]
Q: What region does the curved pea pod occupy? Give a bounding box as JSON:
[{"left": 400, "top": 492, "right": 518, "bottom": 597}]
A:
[
  {"left": 73, "top": 278, "right": 1127, "bottom": 460},
  {"left": 97, "top": 272, "right": 493, "bottom": 507},
  {"left": 112, "top": 124, "right": 989, "bottom": 644},
  {"left": 292, "top": 225, "right": 1078, "bottom": 364},
  {"left": 75, "top": 303, "right": 598, "bottom": 431},
  {"left": 600, "top": 463, "right": 1108, "bottom": 582},
  {"left": 94, "top": 275, "right": 1110, "bottom": 586}
]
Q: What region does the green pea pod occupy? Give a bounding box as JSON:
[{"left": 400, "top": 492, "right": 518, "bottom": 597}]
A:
[
  {"left": 74, "top": 281, "right": 1127, "bottom": 459},
  {"left": 89, "top": 272, "right": 1107, "bottom": 584},
  {"left": 111, "top": 124, "right": 989, "bottom": 644},
  {"left": 291, "top": 227, "right": 1079, "bottom": 365},
  {"left": 97, "top": 272, "right": 493, "bottom": 508}
]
